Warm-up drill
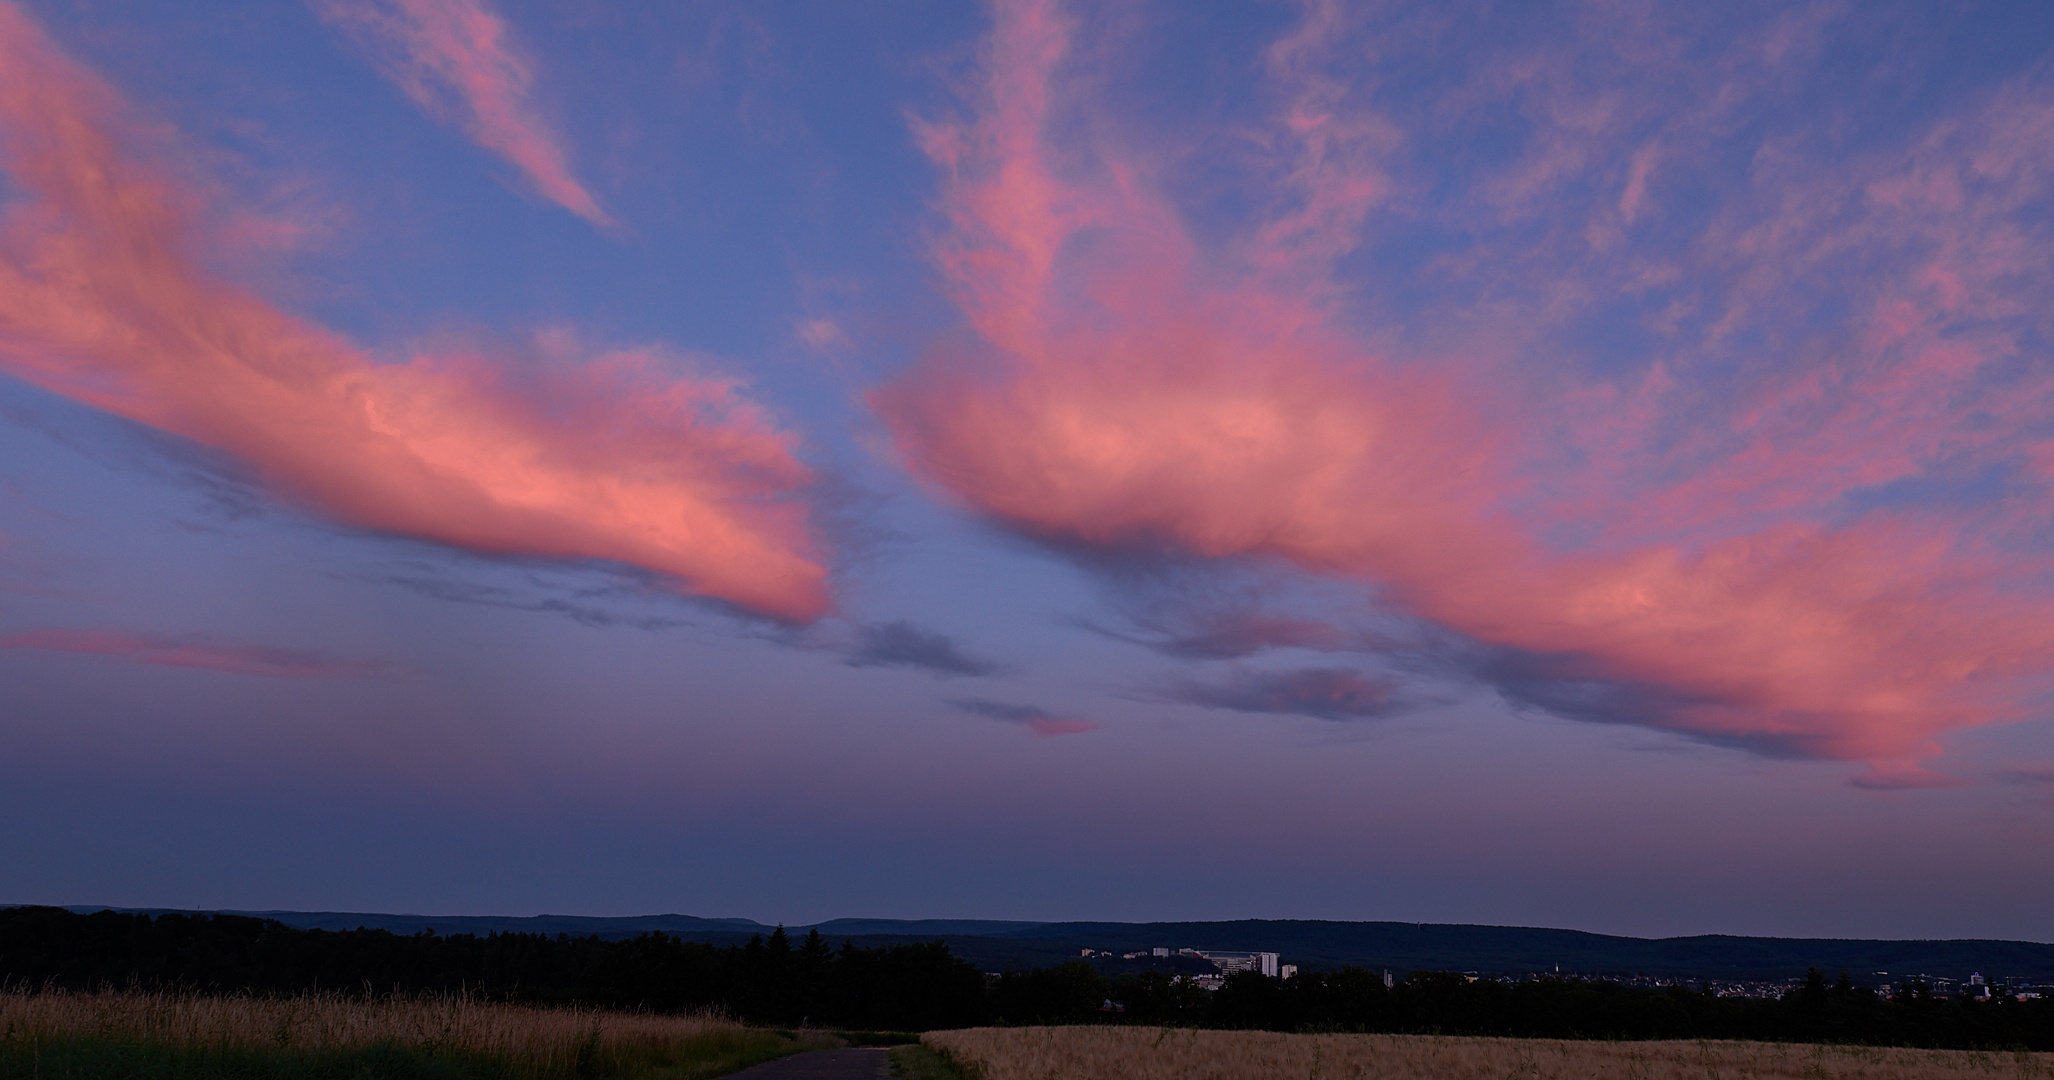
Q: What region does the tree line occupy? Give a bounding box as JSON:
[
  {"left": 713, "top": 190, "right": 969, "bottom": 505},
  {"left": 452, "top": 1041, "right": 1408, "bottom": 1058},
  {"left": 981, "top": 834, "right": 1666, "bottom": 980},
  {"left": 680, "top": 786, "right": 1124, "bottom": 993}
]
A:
[{"left": 5, "top": 908, "right": 2051, "bottom": 1049}]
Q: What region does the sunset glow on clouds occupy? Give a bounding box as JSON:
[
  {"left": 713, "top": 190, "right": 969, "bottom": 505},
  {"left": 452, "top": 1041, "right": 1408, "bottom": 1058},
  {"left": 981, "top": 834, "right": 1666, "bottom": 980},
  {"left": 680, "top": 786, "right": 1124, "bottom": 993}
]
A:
[
  {"left": 0, "top": 2, "right": 826, "bottom": 621},
  {"left": 317, "top": 0, "right": 612, "bottom": 226},
  {"left": 3, "top": 0, "right": 2054, "bottom": 933},
  {"left": 874, "top": 0, "right": 2054, "bottom": 774}
]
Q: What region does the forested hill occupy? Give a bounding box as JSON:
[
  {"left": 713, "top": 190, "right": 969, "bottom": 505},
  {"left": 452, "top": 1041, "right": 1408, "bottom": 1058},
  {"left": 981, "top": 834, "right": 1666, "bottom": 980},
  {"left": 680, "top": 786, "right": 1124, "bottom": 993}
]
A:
[{"left": 47, "top": 907, "right": 2054, "bottom": 981}]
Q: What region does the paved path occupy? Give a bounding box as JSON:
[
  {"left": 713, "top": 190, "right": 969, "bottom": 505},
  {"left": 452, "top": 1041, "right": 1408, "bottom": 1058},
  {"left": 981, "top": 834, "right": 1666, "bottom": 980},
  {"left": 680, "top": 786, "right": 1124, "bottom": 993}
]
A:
[{"left": 725, "top": 1047, "right": 894, "bottom": 1079}]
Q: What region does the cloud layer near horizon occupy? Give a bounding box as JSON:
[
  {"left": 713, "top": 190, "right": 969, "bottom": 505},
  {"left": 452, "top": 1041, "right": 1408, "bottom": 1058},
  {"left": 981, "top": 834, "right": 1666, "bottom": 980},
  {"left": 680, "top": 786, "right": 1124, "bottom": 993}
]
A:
[
  {"left": 0, "top": 2, "right": 828, "bottom": 622},
  {"left": 950, "top": 698, "right": 1097, "bottom": 738},
  {"left": 0, "top": 629, "right": 379, "bottom": 678},
  {"left": 872, "top": 0, "right": 2054, "bottom": 770}
]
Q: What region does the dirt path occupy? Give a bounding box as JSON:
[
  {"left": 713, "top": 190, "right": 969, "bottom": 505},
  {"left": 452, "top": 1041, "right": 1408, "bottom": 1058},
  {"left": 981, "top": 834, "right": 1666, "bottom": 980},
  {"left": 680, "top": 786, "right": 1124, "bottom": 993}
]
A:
[{"left": 724, "top": 1047, "right": 894, "bottom": 1079}]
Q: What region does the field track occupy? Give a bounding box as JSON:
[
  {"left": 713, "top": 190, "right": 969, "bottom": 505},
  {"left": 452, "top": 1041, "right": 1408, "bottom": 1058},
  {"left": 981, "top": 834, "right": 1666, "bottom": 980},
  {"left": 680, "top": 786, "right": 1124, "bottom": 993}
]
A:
[
  {"left": 725, "top": 1048, "right": 890, "bottom": 1078},
  {"left": 925, "top": 1026, "right": 2054, "bottom": 1080}
]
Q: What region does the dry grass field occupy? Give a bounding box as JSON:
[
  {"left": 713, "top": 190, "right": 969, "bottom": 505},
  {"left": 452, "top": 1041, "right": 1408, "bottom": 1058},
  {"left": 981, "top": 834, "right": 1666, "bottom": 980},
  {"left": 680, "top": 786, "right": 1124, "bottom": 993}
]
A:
[
  {"left": 0, "top": 987, "right": 828, "bottom": 1079},
  {"left": 924, "top": 1026, "right": 2054, "bottom": 1080}
]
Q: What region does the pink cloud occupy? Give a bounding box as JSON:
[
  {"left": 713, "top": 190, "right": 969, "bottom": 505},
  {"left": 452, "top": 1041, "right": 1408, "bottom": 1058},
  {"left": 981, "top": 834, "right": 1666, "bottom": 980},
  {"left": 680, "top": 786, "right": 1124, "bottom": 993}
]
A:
[
  {"left": 873, "top": 0, "right": 2054, "bottom": 769},
  {"left": 1, "top": 629, "right": 379, "bottom": 678},
  {"left": 950, "top": 698, "right": 1098, "bottom": 738},
  {"left": 0, "top": 3, "right": 828, "bottom": 622},
  {"left": 318, "top": 0, "right": 612, "bottom": 226}
]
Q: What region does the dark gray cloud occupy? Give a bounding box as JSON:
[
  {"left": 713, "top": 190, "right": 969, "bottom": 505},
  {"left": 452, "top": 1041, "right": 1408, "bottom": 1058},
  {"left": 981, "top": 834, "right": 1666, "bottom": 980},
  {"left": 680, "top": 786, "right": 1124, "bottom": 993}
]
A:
[
  {"left": 1079, "top": 611, "right": 1345, "bottom": 660},
  {"left": 1171, "top": 667, "right": 1398, "bottom": 721},
  {"left": 1056, "top": 553, "right": 1370, "bottom": 660},
  {"left": 365, "top": 560, "right": 698, "bottom": 631},
  {"left": 1458, "top": 644, "right": 1857, "bottom": 761},
  {"left": 846, "top": 620, "right": 1002, "bottom": 677},
  {"left": 1053, "top": 531, "right": 1912, "bottom": 763},
  {"left": 1471, "top": 647, "right": 1719, "bottom": 728},
  {"left": 950, "top": 699, "right": 1047, "bottom": 722},
  {"left": 1073, "top": 572, "right": 1785, "bottom": 745},
  {"left": 2, "top": 396, "right": 271, "bottom": 525}
]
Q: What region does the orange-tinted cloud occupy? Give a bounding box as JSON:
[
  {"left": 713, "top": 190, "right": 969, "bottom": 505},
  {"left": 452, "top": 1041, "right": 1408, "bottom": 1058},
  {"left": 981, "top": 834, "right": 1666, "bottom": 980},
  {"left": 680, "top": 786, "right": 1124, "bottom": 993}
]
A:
[
  {"left": 0, "top": 3, "right": 828, "bottom": 622},
  {"left": 1, "top": 629, "right": 380, "bottom": 678},
  {"left": 317, "top": 0, "right": 612, "bottom": 226},
  {"left": 874, "top": 0, "right": 2054, "bottom": 767}
]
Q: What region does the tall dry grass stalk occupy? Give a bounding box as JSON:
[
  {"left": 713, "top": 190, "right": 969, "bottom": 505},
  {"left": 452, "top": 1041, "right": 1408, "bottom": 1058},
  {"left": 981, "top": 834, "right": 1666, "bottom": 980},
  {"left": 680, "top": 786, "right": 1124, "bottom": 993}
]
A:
[
  {"left": 0, "top": 987, "right": 791, "bottom": 1078},
  {"left": 926, "top": 1026, "right": 2054, "bottom": 1080}
]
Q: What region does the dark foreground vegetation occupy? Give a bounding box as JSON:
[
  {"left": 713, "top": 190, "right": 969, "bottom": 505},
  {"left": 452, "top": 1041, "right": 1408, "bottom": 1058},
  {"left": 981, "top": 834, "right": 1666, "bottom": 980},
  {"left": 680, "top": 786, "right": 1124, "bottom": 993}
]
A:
[
  {"left": 6, "top": 907, "right": 2052, "bottom": 1050},
  {"left": 1, "top": 1038, "right": 613, "bottom": 1080},
  {"left": 1, "top": 907, "right": 985, "bottom": 1032},
  {"left": 0, "top": 985, "right": 831, "bottom": 1080}
]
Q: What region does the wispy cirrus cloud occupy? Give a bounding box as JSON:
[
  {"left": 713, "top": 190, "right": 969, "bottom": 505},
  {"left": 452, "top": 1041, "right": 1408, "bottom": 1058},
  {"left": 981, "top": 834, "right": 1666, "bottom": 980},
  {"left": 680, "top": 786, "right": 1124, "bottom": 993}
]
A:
[
  {"left": 949, "top": 698, "right": 1096, "bottom": 737},
  {"left": 316, "top": 0, "right": 612, "bottom": 226},
  {"left": 872, "top": 0, "right": 2054, "bottom": 773},
  {"left": 1, "top": 629, "right": 380, "bottom": 678},
  {"left": 0, "top": 3, "right": 828, "bottom": 622}
]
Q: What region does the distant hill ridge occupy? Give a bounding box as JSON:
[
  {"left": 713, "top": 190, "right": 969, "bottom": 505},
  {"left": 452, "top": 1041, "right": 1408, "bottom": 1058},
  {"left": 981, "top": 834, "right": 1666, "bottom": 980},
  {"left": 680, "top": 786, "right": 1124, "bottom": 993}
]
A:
[{"left": 44, "top": 907, "right": 2054, "bottom": 981}]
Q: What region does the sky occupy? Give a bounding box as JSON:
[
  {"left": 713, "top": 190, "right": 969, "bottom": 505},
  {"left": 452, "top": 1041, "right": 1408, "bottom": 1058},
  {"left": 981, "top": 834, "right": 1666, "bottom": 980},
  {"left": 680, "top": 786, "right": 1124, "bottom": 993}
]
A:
[{"left": 3, "top": 0, "right": 2054, "bottom": 942}]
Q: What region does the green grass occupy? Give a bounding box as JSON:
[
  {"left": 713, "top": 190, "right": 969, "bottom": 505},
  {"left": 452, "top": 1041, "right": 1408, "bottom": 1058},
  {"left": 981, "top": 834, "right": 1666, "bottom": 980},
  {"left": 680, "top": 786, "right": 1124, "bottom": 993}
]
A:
[
  {"left": 888, "top": 1043, "right": 978, "bottom": 1080},
  {"left": 0, "top": 1031, "right": 825, "bottom": 1080}
]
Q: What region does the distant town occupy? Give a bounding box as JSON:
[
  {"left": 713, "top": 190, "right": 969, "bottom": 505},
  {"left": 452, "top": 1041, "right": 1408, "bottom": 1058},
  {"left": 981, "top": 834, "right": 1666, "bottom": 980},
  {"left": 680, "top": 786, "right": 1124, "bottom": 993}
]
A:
[
  {"left": 1071, "top": 944, "right": 2054, "bottom": 1002},
  {"left": 1076, "top": 947, "right": 1294, "bottom": 990}
]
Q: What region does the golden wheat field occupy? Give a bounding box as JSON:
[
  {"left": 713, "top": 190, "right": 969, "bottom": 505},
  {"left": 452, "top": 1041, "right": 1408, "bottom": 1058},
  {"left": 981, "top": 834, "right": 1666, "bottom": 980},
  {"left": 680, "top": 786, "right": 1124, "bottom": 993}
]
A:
[
  {"left": 924, "top": 1026, "right": 2054, "bottom": 1080},
  {"left": 0, "top": 988, "right": 822, "bottom": 1079}
]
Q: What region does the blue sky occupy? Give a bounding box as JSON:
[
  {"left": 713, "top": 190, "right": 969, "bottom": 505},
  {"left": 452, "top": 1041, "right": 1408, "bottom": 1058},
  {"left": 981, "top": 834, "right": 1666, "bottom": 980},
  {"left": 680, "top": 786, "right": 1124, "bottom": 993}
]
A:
[{"left": 3, "top": 0, "right": 2054, "bottom": 940}]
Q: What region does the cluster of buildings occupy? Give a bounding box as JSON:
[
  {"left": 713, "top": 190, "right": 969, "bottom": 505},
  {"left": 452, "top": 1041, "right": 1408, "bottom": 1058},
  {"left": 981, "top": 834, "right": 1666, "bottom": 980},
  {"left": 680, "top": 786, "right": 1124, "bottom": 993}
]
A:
[
  {"left": 1072, "top": 948, "right": 2054, "bottom": 1001},
  {"left": 1498, "top": 969, "right": 2054, "bottom": 1002},
  {"left": 1872, "top": 972, "right": 2049, "bottom": 1001},
  {"left": 1083, "top": 945, "right": 1297, "bottom": 986},
  {"left": 1052, "top": 955, "right": 2051, "bottom": 1012}
]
